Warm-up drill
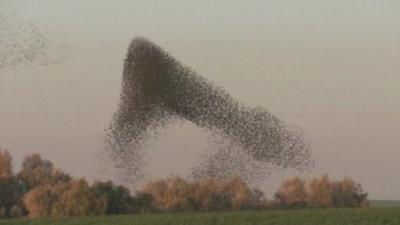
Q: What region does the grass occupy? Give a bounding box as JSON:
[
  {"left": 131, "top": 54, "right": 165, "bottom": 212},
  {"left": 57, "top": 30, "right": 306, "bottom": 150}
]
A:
[
  {"left": 371, "top": 200, "right": 400, "bottom": 208},
  {"left": 2, "top": 208, "right": 400, "bottom": 225}
]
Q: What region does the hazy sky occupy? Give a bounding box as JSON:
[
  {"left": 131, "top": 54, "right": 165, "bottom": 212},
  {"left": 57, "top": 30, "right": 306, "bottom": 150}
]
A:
[{"left": 1, "top": 0, "right": 399, "bottom": 199}]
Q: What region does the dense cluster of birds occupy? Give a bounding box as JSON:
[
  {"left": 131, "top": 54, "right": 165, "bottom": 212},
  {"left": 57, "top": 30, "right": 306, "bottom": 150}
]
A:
[
  {"left": 0, "top": 14, "right": 68, "bottom": 69},
  {"left": 105, "top": 37, "right": 312, "bottom": 184}
]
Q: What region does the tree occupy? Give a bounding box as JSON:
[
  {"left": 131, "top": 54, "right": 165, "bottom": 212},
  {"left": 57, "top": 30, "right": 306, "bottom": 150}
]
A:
[
  {"left": 139, "top": 177, "right": 194, "bottom": 212},
  {"left": 274, "top": 175, "right": 369, "bottom": 208},
  {"left": 52, "top": 179, "right": 106, "bottom": 217},
  {"left": 274, "top": 177, "right": 308, "bottom": 208},
  {"left": 331, "top": 177, "right": 368, "bottom": 207},
  {"left": 18, "top": 154, "right": 71, "bottom": 192},
  {"left": 220, "top": 177, "right": 253, "bottom": 210},
  {"left": 132, "top": 192, "right": 153, "bottom": 213},
  {"left": 9, "top": 205, "right": 23, "bottom": 218},
  {"left": 91, "top": 181, "right": 134, "bottom": 214},
  {"left": 139, "top": 176, "right": 267, "bottom": 212},
  {"left": 23, "top": 184, "right": 56, "bottom": 218},
  {"left": 308, "top": 174, "right": 333, "bottom": 207},
  {"left": 24, "top": 179, "right": 107, "bottom": 218},
  {"left": 191, "top": 178, "right": 222, "bottom": 211},
  {"left": 0, "top": 149, "right": 13, "bottom": 179},
  {"left": 18, "top": 154, "right": 54, "bottom": 190},
  {"left": 0, "top": 149, "right": 24, "bottom": 218},
  {"left": 249, "top": 188, "right": 268, "bottom": 210}
]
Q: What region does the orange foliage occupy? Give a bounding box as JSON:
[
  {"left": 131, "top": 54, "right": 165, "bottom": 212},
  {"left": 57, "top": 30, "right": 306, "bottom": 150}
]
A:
[
  {"left": 0, "top": 149, "right": 13, "bottom": 179},
  {"left": 138, "top": 176, "right": 266, "bottom": 212},
  {"left": 308, "top": 174, "right": 333, "bottom": 207},
  {"left": 274, "top": 176, "right": 308, "bottom": 208},
  {"left": 331, "top": 177, "right": 369, "bottom": 207},
  {"left": 23, "top": 179, "right": 106, "bottom": 218},
  {"left": 275, "top": 175, "right": 368, "bottom": 208},
  {"left": 140, "top": 176, "right": 194, "bottom": 212}
]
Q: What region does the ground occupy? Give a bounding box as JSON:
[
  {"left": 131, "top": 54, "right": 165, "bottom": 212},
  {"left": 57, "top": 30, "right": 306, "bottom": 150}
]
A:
[
  {"left": 371, "top": 200, "right": 400, "bottom": 208},
  {"left": 3, "top": 208, "right": 400, "bottom": 225}
]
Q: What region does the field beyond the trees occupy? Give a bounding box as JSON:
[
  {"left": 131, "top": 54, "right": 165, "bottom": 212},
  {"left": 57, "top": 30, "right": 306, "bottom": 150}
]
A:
[{"left": 3, "top": 208, "right": 400, "bottom": 225}]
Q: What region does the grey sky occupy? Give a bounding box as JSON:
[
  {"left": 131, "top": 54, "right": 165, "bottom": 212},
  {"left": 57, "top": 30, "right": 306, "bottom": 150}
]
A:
[{"left": 1, "top": 0, "right": 399, "bottom": 199}]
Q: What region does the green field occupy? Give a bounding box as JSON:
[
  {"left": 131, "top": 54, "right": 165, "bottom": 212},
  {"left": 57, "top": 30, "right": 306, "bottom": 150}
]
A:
[
  {"left": 3, "top": 208, "right": 400, "bottom": 225},
  {"left": 371, "top": 200, "right": 400, "bottom": 208}
]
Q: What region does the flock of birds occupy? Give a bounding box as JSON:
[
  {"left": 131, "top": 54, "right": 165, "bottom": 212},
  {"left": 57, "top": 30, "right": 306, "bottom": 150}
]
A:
[
  {"left": 0, "top": 14, "right": 68, "bottom": 69},
  {"left": 0, "top": 14, "right": 311, "bottom": 183},
  {"left": 105, "top": 37, "right": 311, "bottom": 183}
]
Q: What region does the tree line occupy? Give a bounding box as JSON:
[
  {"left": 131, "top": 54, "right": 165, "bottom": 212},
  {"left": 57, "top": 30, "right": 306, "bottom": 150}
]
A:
[
  {"left": 0, "top": 149, "right": 368, "bottom": 219},
  {"left": 274, "top": 175, "right": 369, "bottom": 208}
]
